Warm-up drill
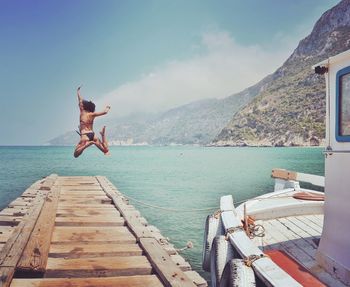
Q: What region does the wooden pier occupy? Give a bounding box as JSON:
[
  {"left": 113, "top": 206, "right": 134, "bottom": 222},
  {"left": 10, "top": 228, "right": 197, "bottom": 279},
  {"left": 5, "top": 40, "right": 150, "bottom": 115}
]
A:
[{"left": 0, "top": 175, "right": 207, "bottom": 287}]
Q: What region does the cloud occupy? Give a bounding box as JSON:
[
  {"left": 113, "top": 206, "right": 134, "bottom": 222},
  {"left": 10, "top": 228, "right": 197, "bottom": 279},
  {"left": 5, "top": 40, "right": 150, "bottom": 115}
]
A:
[{"left": 97, "top": 30, "right": 294, "bottom": 117}]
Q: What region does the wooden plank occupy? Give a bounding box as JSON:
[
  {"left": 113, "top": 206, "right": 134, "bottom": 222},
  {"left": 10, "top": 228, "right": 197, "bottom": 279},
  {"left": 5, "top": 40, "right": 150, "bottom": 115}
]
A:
[
  {"left": 0, "top": 193, "right": 46, "bottom": 287},
  {"left": 96, "top": 177, "right": 154, "bottom": 240},
  {"left": 139, "top": 238, "right": 196, "bottom": 287},
  {"left": 17, "top": 186, "right": 61, "bottom": 274},
  {"left": 45, "top": 256, "right": 152, "bottom": 277},
  {"left": 309, "top": 215, "right": 324, "bottom": 228},
  {"left": 60, "top": 186, "right": 103, "bottom": 191},
  {"left": 185, "top": 271, "right": 208, "bottom": 287},
  {"left": 0, "top": 208, "right": 28, "bottom": 217},
  {"left": 0, "top": 227, "right": 15, "bottom": 243},
  {"left": 266, "top": 220, "right": 315, "bottom": 262},
  {"left": 170, "top": 254, "right": 192, "bottom": 271},
  {"left": 55, "top": 216, "right": 124, "bottom": 227},
  {"left": 51, "top": 226, "right": 136, "bottom": 243},
  {"left": 0, "top": 218, "right": 23, "bottom": 226},
  {"left": 283, "top": 217, "right": 320, "bottom": 239},
  {"left": 56, "top": 209, "right": 120, "bottom": 217},
  {"left": 10, "top": 275, "right": 163, "bottom": 287},
  {"left": 56, "top": 204, "right": 114, "bottom": 209},
  {"left": 265, "top": 219, "right": 347, "bottom": 287},
  {"left": 97, "top": 176, "right": 199, "bottom": 286},
  {"left": 60, "top": 194, "right": 105, "bottom": 198},
  {"left": 297, "top": 216, "right": 322, "bottom": 235},
  {"left": 58, "top": 198, "right": 112, "bottom": 205},
  {"left": 49, "top": 243, "right": 142, "bottom": 258},
  {"left": 271, "top": 169, "right": 325, "bottom": 187}
]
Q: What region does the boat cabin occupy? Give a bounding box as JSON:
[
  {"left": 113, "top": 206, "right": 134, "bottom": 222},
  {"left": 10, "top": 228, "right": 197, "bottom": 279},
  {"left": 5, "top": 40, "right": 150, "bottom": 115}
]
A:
[{"left": 314, "top": 49, "right": 350, "bottom": 285}]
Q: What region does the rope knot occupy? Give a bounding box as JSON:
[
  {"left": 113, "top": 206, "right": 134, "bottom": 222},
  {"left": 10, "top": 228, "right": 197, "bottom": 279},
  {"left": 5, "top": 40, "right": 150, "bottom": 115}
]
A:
[
  {"left": 213, "top": 209, "right": 222, "bottom": 219},
  {"left": 243, "top": 254, "right": 268, "bottom": 267},
  {"left": 224, "top": 226, "right": 244, "bottom": 240}
]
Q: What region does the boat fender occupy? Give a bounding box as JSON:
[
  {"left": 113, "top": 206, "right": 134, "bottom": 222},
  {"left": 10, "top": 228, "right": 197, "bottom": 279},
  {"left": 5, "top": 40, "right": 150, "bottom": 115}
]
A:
[
  {"left": 202, "top": 214, "right": 224, "bottom": 271},
  {"left": 210, "top": 235, "right": 237, "bottom": 287},
  {"left": 219, "top": 259, "right": 256, "bottom": 287}
]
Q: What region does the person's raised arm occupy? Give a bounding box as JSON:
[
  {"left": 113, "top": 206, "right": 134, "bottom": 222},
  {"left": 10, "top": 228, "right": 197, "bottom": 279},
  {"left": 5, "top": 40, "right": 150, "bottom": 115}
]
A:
[
  {"left": 77, "top": 86, "right": 83, "bottom": 111},
  {"left": 93, "top": 105, "right": 111, "bottom": 117}
]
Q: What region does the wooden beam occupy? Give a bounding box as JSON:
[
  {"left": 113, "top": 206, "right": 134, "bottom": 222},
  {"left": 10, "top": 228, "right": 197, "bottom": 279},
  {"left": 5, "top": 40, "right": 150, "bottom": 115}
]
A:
[
  {"left": 96, "top": 176, "right": 154, "bottom": 240},
  {"left": 271, "top": 169, "right": 298, "bottom": 181},
  {"left": 96, "top": 176, "right": 198, "bottom": 287},
  {"left": 17, "top": 186, "right": 61, "bottom": 274},
  {"left": 49, "top": 243, "right": 142, "bottom": 258},
  {"left": 139, "top": 238, "right": 197, "bottom": 287},
  {"left": 271, "top": 169, "right": 325, "bottom": 187},
  {"left": 0, "top": 174, "right": 57, "bottom": 287},
  {"left": 0, "top": 193, "right": 45, "bottom": 287},
  {"left": 45, "top": 256, "right": 152, "bottom": 277},
  {"left": 10, "top": 275, "right": 164, "bottom": 287}
]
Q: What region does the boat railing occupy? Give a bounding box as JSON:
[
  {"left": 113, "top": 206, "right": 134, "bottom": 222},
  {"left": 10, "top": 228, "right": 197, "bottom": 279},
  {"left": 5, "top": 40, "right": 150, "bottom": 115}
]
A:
[{"left": 271, "top": 168, "right": 325, "bottom": 189}]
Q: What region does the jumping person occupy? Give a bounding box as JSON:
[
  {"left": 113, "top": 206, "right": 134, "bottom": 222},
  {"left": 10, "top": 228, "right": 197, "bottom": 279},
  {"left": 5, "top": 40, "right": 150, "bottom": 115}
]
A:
[{"left": 74, "top": 86, "right": 110, "bottom": 158}]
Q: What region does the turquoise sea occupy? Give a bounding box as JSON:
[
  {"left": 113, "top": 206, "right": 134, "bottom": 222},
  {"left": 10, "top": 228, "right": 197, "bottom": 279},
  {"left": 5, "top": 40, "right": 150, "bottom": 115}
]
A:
[{"left": 0, "top": 146, "right": 324, "bottom": 281}]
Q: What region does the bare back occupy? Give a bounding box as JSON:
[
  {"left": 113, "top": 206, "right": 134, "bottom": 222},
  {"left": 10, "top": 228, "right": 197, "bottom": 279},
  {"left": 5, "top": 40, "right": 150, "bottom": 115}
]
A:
[{"left": 79, "top": 110, "right": 95, "bottom": 133}]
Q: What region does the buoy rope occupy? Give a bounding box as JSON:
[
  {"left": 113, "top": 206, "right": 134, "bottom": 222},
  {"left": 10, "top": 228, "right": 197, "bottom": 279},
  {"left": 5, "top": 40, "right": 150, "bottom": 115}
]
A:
[
  {"left": 120, "top": 190, "right": 319, "bottom": 213},
  {"left": 121, "top": 193, "right": 220, "bottom": 212}
]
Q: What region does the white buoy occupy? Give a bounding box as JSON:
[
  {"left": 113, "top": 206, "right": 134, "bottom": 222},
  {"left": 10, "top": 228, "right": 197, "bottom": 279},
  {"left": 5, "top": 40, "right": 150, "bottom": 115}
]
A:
[
  {"left": 202, "top": 214, "right": 224, "bottom": 271},
  {"left": 219, "top": 259, "right": 256, "bottom": 287},
  {"left": 210, "top": 235, "right": 236, "bottom": 287}
]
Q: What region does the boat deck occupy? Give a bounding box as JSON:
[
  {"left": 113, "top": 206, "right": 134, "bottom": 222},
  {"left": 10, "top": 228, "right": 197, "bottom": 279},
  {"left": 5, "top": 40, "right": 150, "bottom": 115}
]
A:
[
  {"left": 0, "top": 175, "right": 207, "bottom": 287},
  {"left": 252, "top": 214, "right": 347, "bottom": 287}
]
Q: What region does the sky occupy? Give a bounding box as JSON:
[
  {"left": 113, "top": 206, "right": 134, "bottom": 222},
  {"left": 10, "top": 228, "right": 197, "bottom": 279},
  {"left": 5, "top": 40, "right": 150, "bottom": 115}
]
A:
[{"left": 0, "top": 0, "right": 340, "bottom": 145}]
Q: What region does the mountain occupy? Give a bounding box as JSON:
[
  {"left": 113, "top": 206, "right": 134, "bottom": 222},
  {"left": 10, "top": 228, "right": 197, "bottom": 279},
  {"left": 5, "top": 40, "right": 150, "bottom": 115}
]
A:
[
  {"left": 213, "top": 0, "right": 350, "bottom": 147},
  {"left": 49, "top": 90, "right": 257, "bottom": 146}
]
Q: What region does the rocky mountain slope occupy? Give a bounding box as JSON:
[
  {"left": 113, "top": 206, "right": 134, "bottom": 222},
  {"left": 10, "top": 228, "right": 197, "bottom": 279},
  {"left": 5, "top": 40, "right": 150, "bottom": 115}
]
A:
[{"left": 213, "top": 0, "right": 350, "bottom": 146}]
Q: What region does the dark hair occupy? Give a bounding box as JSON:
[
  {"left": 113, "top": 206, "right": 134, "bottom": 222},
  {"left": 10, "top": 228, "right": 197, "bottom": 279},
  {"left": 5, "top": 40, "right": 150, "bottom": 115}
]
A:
[{"left": 82, "top": 100, "right": 96, "bottom": 112}]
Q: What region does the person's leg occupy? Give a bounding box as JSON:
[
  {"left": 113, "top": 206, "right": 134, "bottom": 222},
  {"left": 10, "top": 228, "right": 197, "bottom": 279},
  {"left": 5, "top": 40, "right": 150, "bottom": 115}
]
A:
[
  {"left": 100, "top": 126, "right": 109, "bottom": 154},
  {"left": 74, "top": 140, "right": 94, "bottom": 158},
  {"left": 93, "top": 138, "right": 109, "bottom": 154}
]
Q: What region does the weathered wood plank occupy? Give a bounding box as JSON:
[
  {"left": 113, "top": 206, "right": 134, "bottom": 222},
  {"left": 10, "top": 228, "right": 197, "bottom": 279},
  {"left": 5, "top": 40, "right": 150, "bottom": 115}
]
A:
[
  {"left": 56, "top": 204, "right": 114, "bottom": 209},
  {"left": 51, "top": 226, "right": 136, "bottom": 243},
  {"left": 0, "top": 192, "right": 46, "bottom": 287},
  {"left": 294, "top": 215, "right": 323, "bottom": 234},
  {"left": 185, "top": 271, "right": 208, "bottom": 287},
  {"left": 45, "top": 256, "right": 152, "bottom": 277},
  {"left": 10, "top": 275, "right": 163, "bottom": 287},
  {"left": 170, "top": 254, "right": 192, "bottom": 271},
  {"left": 60, "top": 186, "right": 103, "bottom": 191},
  {"left": 58, "top": 198, "right": 112, "bottom": 205},
  {"left": 49, "top": 242, "right": 142, "bottom": 258},
  {"left": 56, "top": 208, "right": 120, "bottom": 217},
  {"left": 139, "top": 238, "right": 197, "bottom": 287},
  {"left": 17, "top": 186, "right": 61, "bottom": 274},
  {"left": 96, "top": 177, "right": 154, "bottom": 240},
  {"left": 0, "top": 208, "right": 28, "bottom": 217},
  {"left": 55, "top": 216, "right": 125, "bottom": 227}
]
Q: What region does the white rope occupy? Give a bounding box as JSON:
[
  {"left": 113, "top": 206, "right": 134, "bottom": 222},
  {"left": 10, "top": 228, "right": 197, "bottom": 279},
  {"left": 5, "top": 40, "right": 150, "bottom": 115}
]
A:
[
  {"left": 121, "top": 191, "right": 300, "bottom": 213},
  {"left": 121, "top": 193, "right": 220, "bottom": 212}
]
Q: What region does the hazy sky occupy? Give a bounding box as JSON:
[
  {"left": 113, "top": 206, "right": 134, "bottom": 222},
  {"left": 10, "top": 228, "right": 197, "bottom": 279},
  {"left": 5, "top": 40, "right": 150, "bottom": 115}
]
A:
[{"left": 0, "top": 0, "right": 340, "bottom": 145}]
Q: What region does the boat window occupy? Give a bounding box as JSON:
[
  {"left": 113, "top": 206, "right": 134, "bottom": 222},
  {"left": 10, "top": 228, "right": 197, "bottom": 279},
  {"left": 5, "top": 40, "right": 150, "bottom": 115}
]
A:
[{"left": 336, "top": 67, "right": 350, "bottom": 141}]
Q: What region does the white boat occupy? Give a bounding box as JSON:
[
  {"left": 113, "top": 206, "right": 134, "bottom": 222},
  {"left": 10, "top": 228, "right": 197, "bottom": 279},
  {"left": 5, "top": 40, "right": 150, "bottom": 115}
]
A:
[{"left": 203, "top": 49, "right": 350, "bottom": 287}]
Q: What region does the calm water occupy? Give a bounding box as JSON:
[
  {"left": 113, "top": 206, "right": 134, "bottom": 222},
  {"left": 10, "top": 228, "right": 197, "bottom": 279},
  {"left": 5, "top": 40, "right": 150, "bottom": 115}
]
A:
[{"left": 0, "top": 146, "right": 324, "bottom": 280}]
